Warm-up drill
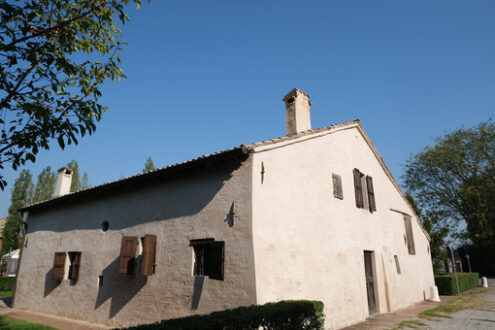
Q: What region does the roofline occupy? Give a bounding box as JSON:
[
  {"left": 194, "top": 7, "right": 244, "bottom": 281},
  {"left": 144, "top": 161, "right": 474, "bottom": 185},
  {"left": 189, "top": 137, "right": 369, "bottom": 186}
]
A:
[{"left": 21, "top": 146, "right": 249, "bottom": 213}]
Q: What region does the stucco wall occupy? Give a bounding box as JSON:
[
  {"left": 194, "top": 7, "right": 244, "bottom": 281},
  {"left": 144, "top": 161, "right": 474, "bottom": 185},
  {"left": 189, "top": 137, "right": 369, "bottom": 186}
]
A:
[
  {"left": 14, "top": 157, "right": 255, "bottom": 327},
  {"left": 251, "top": 124, "right": 435, "bottom": 329}
]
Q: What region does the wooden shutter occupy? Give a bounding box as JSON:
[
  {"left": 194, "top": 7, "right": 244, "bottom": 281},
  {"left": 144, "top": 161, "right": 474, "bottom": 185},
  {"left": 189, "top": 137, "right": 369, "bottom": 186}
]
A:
[
  {"left": 118, "top": 236, "right": 138, "bottom": 274},
  {"left": 69, "top": 252, "right": 82, "bottom": 281},
  {"left": 366, "top": 176, "right": 376, "bottom": 212},
  {"left": 208, "top": 241, "right": 224, "bottom": 280},
  {"left": 353, "top": 169, "right": 363, "bottom": 208},
  {"left": 404, "top": 216, "right": 416, "bottom": 255},
  {"left": 141, "top": 234, "right": 156, "bottom": 276},
  {"left": 332, "top": 174, "right": 343, "bottom": 200},
  {"left": 52, "top": 252, "right": 66, "bottom": 280}
]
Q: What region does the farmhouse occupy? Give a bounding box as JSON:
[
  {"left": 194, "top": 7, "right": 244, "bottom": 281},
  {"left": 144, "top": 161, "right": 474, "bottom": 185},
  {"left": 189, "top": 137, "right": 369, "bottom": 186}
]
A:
[{"left": 14, "top": 89, "right": 436, "bottom": 329}]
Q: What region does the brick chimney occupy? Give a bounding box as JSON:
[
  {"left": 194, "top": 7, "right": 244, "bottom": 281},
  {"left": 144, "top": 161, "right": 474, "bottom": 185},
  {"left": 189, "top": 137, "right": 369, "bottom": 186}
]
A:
[
  {"left": 283, "top": 88, "right": 312, "bottom": 136},
  {"left": 53, "top": 167, "right": 73, "bottom": 197}
]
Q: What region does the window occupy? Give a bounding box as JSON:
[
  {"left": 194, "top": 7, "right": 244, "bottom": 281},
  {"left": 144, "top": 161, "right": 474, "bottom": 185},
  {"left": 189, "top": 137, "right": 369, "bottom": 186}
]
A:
[
  {"left": 353, "top": 169, "right": 376, "bottom": 212},
  {"left": 67, "top": 252, "right": 81, "bottom": 281},
  {"left": 52, "top": 252, "right": 67, "bottom": 280},
  {"left": 191, "top": 239, "right": 224, "bottom": 281},
  {"left": 141, "top": 234, "right": 156, "bottom": 276},
  {"left": 394, "top": 255, "right": 401, "bottom": 274},
  {"left": 332, "top": 174, "right": 343, "bottom": 199},
  {"left": 118, "top": 236, "right": 138, "bottom": 274},
  {"left": 403, "top": 215, "right": 416, "bottom": 255}
]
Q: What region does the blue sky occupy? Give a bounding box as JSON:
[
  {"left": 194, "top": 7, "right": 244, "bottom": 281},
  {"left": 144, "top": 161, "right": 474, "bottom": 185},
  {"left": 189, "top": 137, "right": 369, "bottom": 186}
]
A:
[{"left": 1, "top": 0, "right": 494, "bottom": 215}]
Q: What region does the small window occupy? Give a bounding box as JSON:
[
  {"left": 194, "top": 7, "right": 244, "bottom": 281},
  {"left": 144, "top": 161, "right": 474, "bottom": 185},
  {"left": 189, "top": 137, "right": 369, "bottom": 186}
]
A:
[
  {"left": 353, "top": 169, "right": 376, "bottom": 212},
  {"left": 332, "top": 174, "right": 343, "bottom": 199},
  {"left": 191, "top": 239, "right": 224, "bottom": 281},
  {"left": 403, "top": 215, "right": 416, "bottom": 255},
  {"left": 118, "top": 236, "right": 138, "bottom": 274},
  {"left": 101, "top": 221, "right": 109, "bottom": 232},
  {"left": 394, "top": 255, "right": 401, "bottom": 274},
  {"left": 141, "top": 234, "right": 157, "bottom": 276},
  {"left": 52, "top": 252, "right": 67, "bottom": 280},
  {"left": 68, "top": 252, "right": 82, "bottom": 281}
]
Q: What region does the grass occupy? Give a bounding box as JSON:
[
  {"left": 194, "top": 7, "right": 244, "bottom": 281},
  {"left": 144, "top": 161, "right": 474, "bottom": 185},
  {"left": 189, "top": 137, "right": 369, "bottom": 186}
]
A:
[
  {"left": 0, "top": 315, "right": 55, "bottom": 329},
  {"left": 0, "top": 290, "right": 12, "bottom": 298},
  {"left": 392, "top": 319, "right": 426, "bottom": 329}
]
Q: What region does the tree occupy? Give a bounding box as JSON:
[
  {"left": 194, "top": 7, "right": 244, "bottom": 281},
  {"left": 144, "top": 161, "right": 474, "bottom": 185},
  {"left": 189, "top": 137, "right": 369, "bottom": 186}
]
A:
[
  {"left": 66, "top": 160, "right": 89, "bottom": 192},
  {"left": 406, "top": 193, "right": 449, "bottom": 273},
  {"left": 31, "top": 166, "right": 56, "bottom": 202},
  {"left": 142, "top": 156, "right": 155, "bottom": 173},
  {"left": 0, "top": 0, "right": 147, "bottom": 189},
  {"left": 3, "top": 169, "right": 32, "bottom": 252},
  {"left": 404, "top": 120, "right": 495, "bottom": 247}
]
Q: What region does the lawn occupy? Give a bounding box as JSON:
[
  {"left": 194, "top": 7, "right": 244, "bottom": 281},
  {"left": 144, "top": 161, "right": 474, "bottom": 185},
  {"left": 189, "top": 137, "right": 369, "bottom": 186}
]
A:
[
  {"left": 0, "top": 290, "right": 12, "bottom": 298},
  {"left": 0, "top": 315, "right": 55, "bottom": 330}
]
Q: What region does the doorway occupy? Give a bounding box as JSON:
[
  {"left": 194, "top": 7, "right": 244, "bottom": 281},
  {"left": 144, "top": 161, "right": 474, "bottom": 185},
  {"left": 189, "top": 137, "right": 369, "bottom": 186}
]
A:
[{"left": 364, "top": 251, "right": 377, "bottom": 314}]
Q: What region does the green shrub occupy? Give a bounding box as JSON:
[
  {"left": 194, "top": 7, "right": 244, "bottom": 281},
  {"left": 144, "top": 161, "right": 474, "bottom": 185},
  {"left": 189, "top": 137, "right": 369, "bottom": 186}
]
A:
[
  {"left": 0, "top": 277, "right": 15, "bottom": 291},
  {"left": 120, "top": 300, "right": 325, "bottom": 330},
  {"left": 435, "top": 273, "right": 479, "bottom": 295}
]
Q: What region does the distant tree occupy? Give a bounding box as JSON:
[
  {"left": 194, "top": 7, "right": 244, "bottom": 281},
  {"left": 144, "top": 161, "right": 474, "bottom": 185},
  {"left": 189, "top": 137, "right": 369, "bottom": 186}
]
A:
[
  {"left": 3, "top": 170, "right": 33, "bottom": 252},
  {"left": 67, "top": 160, "right": 89, "bottom": 192},
  {"left": 142, "top": 157, "right": 155, "bottom": 173},
  {"left": 404, "top": 120, "right": 495, "bottom": 247},
  {"left": 406, "top": 193, "right": 449, "bottom": 273},
  {"left": 0, "top": 0, "right": 148, "bottom": 190},
  {"left": 31, "top": 166, "right": 56, "bottom": 202}
]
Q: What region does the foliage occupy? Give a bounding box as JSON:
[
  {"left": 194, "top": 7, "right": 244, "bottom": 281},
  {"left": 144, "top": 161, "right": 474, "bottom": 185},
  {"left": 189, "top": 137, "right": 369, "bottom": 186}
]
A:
[
  {"left": 434, "top": 272, "right": 479, "bottom": 295},
  {"left": 31, "top": 166, "right": 56, "bottom": 202},
  {"left": 3, "top": 169, "right": 32, "bottom": 252},
  {"left": 0, "top": 0, "right": 148, "bottom": 189},
  {"left": 404, "top": 120, "right": 495, "bottom": 246},
  {"left": 142, "top": 156, "right": 155, "bottom": 173},
  {"left": 0, "top": 315, "right": 55, "bottom": 329},
  {"left": 67, "top": 160, "right": 89, "bottom": 191},
  {"left": 121, "top": 300, "right": 325, "bottom": 330},
  {"left": 406, "top": 193, "right": 448, "bottom": 273},
  {"left": 0, "top": 277, "right": 15, "bottom": 291},
  {"left": 0, "top": 290, "right": 12, "bottom": 298},
  {"left": 458, "top": 244, "right": 495, "bottom": 277}
]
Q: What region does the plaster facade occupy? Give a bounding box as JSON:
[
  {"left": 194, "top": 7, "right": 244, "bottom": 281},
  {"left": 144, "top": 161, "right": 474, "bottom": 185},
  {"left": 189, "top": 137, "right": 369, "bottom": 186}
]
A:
[{"left": 13, "top": 116, "right": 435, "bottom": 329}]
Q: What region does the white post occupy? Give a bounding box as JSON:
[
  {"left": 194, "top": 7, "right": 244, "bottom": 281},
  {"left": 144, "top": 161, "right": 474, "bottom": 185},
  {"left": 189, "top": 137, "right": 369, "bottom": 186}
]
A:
[
  {"left": 430, "top": 286, "right": 441, "bottom": 302},
  {"left": 482, "top": 277, "right": 488, "bottom": 288}
]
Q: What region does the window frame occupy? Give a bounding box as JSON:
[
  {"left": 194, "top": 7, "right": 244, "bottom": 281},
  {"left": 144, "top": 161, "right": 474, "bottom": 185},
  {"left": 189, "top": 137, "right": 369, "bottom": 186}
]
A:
[{"left": 190, "top": 239, "right": 225, "bottom": 281}]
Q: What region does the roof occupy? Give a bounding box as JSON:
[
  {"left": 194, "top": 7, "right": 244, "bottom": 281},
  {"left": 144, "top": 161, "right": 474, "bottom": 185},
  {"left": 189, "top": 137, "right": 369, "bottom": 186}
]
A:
[{"left": 20, "top": 118, "right": 430, "bottom": 240}]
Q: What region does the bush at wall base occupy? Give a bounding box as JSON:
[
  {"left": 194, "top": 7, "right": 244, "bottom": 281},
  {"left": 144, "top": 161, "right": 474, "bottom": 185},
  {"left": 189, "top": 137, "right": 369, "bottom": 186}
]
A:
[
  {"left": 120, "top": 300, "right": 325, "bottom": 330},
  {"left": 434, "top": 273, "right": 479, "bottom": 295},
  {"left": 0, "top": 277, "right": 15, "bottom": 291}
]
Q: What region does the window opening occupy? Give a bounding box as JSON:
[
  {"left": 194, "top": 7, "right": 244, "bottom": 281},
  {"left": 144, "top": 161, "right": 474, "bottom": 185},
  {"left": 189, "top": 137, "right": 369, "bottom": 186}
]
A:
[
  {"left": 332, "top": 174, "right": 343, "bottom": 199},
  {"left": 67, "top": 252, "right": 82, "bottom": 281},
  {"left": 101, "top": 221, "right": 109, "bottom": 232},
  {"left": 191, "top": 239, "right": 224, "bottom": 280},
  {"left": 403, "top": 215, "right": 416, "bottom": 255}
]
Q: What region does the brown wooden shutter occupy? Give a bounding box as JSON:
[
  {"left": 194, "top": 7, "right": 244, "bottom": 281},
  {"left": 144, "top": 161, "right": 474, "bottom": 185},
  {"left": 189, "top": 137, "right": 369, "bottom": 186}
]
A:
[
  {"left": 118, "top": 236, "right": 138, "bottom": 274},
  {"left": 52, "top": 252, "right": 66, "bottom": 280},
  {"left": 69, "top": 252, "right": 81, "bottom": 281},
  {"left": 353, "top": 169, "right": 363, "bottom": 208},
  {"left": 366, "top": 176, "right": 376, "bottom": 212},
  {"left": 404, "top": 216, "right": 416, "bottom": 255},
  {"left": 208, "top": 241, "right": 224, "bottom": 280},
  {"left": 332, "top": 174, "right": 343, "bottom": 200},
  {"left": 141, "top": 234, "right": 156, "bottom": 276}
]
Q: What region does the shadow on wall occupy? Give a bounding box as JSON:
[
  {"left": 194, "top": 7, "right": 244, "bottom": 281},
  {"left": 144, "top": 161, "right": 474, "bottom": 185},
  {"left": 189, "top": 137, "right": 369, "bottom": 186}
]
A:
[
  {"left": 191, "top": 276, "right": 205, "bottom": 310},
  {"left": 44, "top": 269, "right": 58, "bottom": 297},
  {"left": 94, "top": 256, "right": 147, "bottom": 319},
  {"left": 29, "top": 158, "right": 246, "bottom": 234}
]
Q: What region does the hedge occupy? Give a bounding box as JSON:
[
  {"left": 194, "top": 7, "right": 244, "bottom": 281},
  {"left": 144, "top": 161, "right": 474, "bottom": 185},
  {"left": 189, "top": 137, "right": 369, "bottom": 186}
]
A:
[
  {"left": 434, "top": 272, "right": 479, "bottom": 295},
  {"left": 0, "top": 277, "right": 15, "bottom": 291},
  {"left": 120, "top": 300, "right": 325, "bottom": 330}
]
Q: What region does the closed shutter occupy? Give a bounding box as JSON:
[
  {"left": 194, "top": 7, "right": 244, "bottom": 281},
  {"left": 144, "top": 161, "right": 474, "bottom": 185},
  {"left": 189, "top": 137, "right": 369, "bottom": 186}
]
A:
[
  {"left": 208, "top": 241, "right": 224, "bottom": 280},
  {"left": 353, "top": 169, "right": 363, "bottom": 208},
  {"left": 332, "top": 174, "right": 343, "bottom": 199},
  {"left": 404, "top": 216, "right": 416, "bottom": 255},
  {"left": 70, "top": 252, "right": 82, "bottom": 281},
  {"left": 118, "top": 236, "right": 138, "bottom": 274},
  {"left": 141, "top": 234, "right": 156, "bottom": 276},
  {"left": 366, "top": 176, "right": 376, "bottom": 212},
  {"left": 53, "top": 252, "right": 66, "bottom": 280}
]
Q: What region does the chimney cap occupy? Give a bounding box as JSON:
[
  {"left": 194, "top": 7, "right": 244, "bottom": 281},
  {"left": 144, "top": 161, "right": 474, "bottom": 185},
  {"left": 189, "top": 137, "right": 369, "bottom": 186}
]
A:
[
  {"left": 57, "top": 167, "right": 72, "bottom": 175},
  {"left": 283, "top": 88, "right": 310, "bottom": 103}
]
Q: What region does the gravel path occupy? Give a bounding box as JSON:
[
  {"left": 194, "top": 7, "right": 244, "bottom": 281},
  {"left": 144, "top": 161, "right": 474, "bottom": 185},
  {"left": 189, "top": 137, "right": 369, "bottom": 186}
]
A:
[{"left": 419, "top": 280, "right": 495, "bottom": 330}]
